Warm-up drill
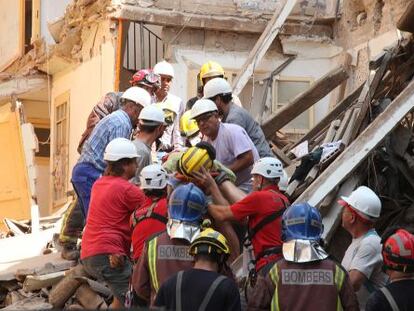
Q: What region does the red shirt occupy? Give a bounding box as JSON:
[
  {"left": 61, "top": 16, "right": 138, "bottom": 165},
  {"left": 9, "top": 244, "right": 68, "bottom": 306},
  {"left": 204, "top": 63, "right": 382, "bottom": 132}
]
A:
[
  {"left": 130, "top": 196, "right": 168, "bottom": 261},
  {"left": 81, "top": 176, "right": 146, "bottom": 259},
  {"left": 230, "top": 185, "right": 289, "bottom": 271}
]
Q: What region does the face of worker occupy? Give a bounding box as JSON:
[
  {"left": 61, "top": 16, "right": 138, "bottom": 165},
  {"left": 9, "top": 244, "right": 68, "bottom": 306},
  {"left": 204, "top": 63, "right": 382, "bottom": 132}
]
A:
[
  {"left": 341, "top": 205, "right": 355, "bottom": 232},
  {"left": 125, "top": 101, "right": 144, "bottom": 128},
  {"left": 252, "top": 174, "right": 264, "bottom": 192},
  {"left": 124, "top": 159, "right": 138, "bottom": 180},
  {"left": 195, "top": 112, "right": 220, "bottom": 138},
  {"left": 160, "top": 74, "right": 173, "bottom": 93}
]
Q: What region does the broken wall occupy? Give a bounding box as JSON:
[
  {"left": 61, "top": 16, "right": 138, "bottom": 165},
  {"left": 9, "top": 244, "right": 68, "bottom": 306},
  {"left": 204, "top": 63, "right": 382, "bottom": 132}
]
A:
[
  {"left": 334, "top": 0, "right": 410, "bottom": 90},
  {"left": 40, "top": 0, "right": 72, "bottom": 45},
  {"left": 50, "top": 34, "right": 115, "bottom": 209},
  {"left": 164, "top": 26, "right": 343, "bottom": 126}
]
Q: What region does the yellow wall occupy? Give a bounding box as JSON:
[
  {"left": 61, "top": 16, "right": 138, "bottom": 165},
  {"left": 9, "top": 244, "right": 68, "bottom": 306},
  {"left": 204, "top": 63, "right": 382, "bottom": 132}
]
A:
[
  {"left": 0, "top": 0, "right": 23, "bottom": 71},
  {"left": 50, "top": 39, "right": 116, "bottom": 210}
]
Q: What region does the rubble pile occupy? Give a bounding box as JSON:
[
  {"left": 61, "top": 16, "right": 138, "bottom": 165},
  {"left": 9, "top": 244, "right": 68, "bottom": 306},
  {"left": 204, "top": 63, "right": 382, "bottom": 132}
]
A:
[{"left": 268, "top": 35, "right": 414, "bottom": 246}]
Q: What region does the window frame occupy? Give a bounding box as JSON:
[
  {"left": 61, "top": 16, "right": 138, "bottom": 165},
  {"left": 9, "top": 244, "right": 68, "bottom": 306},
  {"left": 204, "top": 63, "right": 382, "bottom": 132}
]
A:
[
  {"left": 51, "top": 91, "right": 70, "bottom": 208},
  {"left": 272, "top": 75, "right": 314, "bottom": 134}
]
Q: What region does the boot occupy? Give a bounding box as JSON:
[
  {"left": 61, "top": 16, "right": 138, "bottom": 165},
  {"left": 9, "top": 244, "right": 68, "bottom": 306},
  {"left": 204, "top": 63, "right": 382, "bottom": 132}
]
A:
[{"left": 61, "top": 244, "right": 80, "bottom": 261}]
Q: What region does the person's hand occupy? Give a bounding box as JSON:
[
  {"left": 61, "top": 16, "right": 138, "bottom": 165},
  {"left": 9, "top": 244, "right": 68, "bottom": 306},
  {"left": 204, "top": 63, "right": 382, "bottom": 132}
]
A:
[{"left": 192, "top": 167, "right": 217, "bottom": 191}]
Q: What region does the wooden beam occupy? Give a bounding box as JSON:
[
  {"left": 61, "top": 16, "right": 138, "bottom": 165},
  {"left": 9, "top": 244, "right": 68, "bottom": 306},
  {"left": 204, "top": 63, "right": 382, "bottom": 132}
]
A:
[
  {"left": 294, "top": 78, "right": 414, "bottom": 208},
  {"left": 351, "top": 51, "right": 393, "bottom": 140},
  {"left": 321, "top": 173, "right": 362, "bottom": 243},
  {"left": 294, "top": 83, "right": 363, "bottom": 148},
  {"left": 262, "top": 67, "right": 349, "bottom": 138},
  {"left": 232, "top": 0, "right": 298, "bottom": 96},
  {"left": 271, "top": 144, "right": 292, "bottom": 166}
]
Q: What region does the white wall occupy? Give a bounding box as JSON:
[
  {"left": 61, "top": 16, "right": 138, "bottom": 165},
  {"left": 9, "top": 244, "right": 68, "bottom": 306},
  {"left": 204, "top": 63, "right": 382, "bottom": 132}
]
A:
[
  {"left": 170, "top": 41, "right": 342, "bottom": 126},
  {"left": 40, "top": 0, "right": 72, "bottom": 45}
]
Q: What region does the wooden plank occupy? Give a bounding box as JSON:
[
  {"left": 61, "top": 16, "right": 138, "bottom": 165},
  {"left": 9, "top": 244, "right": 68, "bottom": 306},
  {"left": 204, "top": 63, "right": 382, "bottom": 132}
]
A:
[
  {"left": 341, "top": 108, "right": 358, "bottom": 146},
  {"left": 294, "top": 78, "right": 414, "bottom": 208},
  {"left": 351, "top": 51, "right": 393, "bottom": 140},
  {"left": 271, "top": 144, "right": 292, "bottom": 166},
  {"left": 369, "top": 51, "right": 386, "bottom": 70},
  {"left": 333, "top": 109, "right": 352, "bottom": 141},
  {"left": 22, "top": 271, "right": 65, "bottom": 292},
  {"left": 262, "top": 67, "right": 349, "bottom": 138},
  {"left": 294, "top": 82, "right": 363, "bottom": 148},
  {"left": 321, "top": 173, "right": 362, "bottom": 243},
  {"left": 232, "top": 0, "right": 298, "bottom": 96}
]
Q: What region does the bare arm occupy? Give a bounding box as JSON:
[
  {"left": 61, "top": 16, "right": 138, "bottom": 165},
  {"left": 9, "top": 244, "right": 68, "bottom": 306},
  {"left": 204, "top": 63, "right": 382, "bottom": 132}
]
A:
[
  {"left": 227, "top": 150, "right": 254, "bottom": 173},
  {"left": 348, "top": 269, "right": 367, "bottom": 292},
  {"left": 219, "top": 180, "right": 247, "bottom": 204}
]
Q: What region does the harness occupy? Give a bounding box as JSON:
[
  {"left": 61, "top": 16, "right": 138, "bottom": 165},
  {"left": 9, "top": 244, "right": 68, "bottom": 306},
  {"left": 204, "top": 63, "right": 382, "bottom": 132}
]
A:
[
  {"left": 131, "top": 198, "right": 168, "bottom": 229},
  {"left": 244, "top": 190, "right": 288, "bottom": 300},
  {"left": 244, "top": 190, "right": 288, "bottom": 264},
  {"left": 175, "top": 271, "right": 226, "bottom": 311}
]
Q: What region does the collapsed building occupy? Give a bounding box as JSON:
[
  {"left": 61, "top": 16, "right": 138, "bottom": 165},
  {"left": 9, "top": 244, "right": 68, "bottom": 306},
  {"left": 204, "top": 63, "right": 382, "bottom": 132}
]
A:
[{"left": 0, "top": 0, "right": 414, "bottom": 308}]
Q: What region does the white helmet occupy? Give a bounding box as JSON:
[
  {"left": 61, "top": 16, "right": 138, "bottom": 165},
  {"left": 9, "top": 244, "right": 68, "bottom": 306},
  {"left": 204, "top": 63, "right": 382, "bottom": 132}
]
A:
[
  {"left": 340, "top": 186, "right": 382, "bottom": 218},
  {"left": 154, "top": 60, "right": 174, "bottom": 78},
  {"left": 104, "top": 138, "right": 138, "bottom": 161},
  {"left": 203, "top": 77, "right": 232, "bottom": 99},
  {"left": 140, "top": 164, "right": 168, "bottom": 189},
  {"left": 251, "top": 157, "right": 284, "bottom": 179},
  {"left": 190, "top": 99, "right": 218, "bottom": 119},
  {"left": 139, "top": 105, "right": 166, "bottom": 125},
  {"left": 121, "top": 87, "right": 151, "bottom": 107},
  {"left": 279, "top": 170, "right": 289, "bottom": 192}
]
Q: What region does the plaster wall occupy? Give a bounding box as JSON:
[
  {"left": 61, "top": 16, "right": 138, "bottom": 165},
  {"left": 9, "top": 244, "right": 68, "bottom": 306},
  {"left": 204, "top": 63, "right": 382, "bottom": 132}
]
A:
[
  {"left": 50, "top": 40, "right": 116, "bottom": 194},
  {"left": 166, "top": 29, "right": 341, "bottom": 128}
]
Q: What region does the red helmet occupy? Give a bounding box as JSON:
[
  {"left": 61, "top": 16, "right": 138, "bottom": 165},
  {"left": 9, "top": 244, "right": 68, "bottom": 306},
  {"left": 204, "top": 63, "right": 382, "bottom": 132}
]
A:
[
  {"left": 382, "top": 229, "right": 414, "bottom": 273},
  {"left": 130, "top": 69, "right": 161, "bottom": 88}
]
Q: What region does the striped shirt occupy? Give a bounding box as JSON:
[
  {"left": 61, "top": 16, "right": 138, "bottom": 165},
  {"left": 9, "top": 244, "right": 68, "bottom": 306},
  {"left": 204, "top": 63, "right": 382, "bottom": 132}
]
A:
[{"left": 78, "top": 109, "right": 133, "bottom": 172}]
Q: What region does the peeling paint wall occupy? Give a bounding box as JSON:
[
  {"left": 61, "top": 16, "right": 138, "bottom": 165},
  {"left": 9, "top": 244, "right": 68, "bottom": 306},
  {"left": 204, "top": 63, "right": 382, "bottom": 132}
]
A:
[
  {"left": 334, "top": 0, "right": 410, "bottom": 88},
  {"left": 51, "top": 39, "right": 115, "bottom": 198},
  {"left": 40, "top": 0, "right": 72, "bottom": 44},
  {"left": 163, "top": 25, "right": 341, "bottom": 127}
]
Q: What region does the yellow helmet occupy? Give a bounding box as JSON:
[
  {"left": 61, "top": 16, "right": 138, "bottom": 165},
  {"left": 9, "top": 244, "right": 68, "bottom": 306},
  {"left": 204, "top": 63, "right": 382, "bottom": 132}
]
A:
[
  {"left": 179, "top": 146, "right": 213, "bottom": 178},
  {"left": 155, "top": 101, "right": 178, "bottom": 125},
  {"left": 180, "top": 110, "right": 199, "bottom": 137},
  {"left": 189, "top": 228, "right": 230, "bottom": 257},
  {"left": 199, "top": 61, "right": 225, "bottom": 84}
]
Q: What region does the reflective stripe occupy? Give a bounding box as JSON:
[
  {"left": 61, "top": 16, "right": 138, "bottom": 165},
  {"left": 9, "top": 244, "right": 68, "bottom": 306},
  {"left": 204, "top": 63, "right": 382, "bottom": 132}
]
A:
[
  {"left": 148, "top": 237, "right": 159, "bottom": 292},
  {"left": 335, "top": 265, "right": 345, "bottom": 311},
  {"left": 269, "top": 264, "right": 280, "bottom": 311}
]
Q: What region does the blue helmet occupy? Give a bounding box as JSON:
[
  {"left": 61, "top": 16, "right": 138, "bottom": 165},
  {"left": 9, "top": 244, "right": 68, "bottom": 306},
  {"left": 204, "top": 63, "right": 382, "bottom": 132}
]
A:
[
  {"left": 168, "top": 183, "right": 206, "bottom": 223},
  {"left": 282, "top": 202, "right": 324, "bottom": 242}
]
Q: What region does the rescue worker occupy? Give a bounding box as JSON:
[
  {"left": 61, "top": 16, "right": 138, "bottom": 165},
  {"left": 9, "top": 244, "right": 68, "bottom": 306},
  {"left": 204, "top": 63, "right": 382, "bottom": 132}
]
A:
[
  {"left": 339, "top": 186, "right": 389, "bottom": 310},
  {"left": 156, "top": 99, "right": 181, "bottom": 152},
  {"left": 203, "top": 77, "right": 273, "bottom": 157},
  {"left": 80, "top": 138, "right": 146, "bottom": 308},
  {"left": 366, "top": 228, "right": 414, "bottom": 311},
  {"left": 153, "top": 60, "right": 185, "bottom": 151},
  {"left": 187, "top": 61, "right": 242, "bottom": 109},
  {"left": 206, "top": 157, "right": 289, "bottom": 281},
  {"left": 154, "top": 228, "right": 241, "bottom": 311},
  {"left": 180, "top": 110, "right": 202, "bottom": 147},
  {"left": 60, "top": 85, "right": 153, "bottom": 260},
  {"left": 132, "top": 183, "right": 207, "bottom": 306},
  {"left": 131, "top": 164, "right": 168, "bottom": 261},
  {"left": 131, "top": 105, "right": 166, "bottom": 185},
  {"left": 190, "top": 99, "right": 259, "bottom": 192},
  {"left": 72, "top": 87, "right": 151, "bottom": 217},
  {"left": 249, "top": 202, "right": 359, "bottom": 311},
  {"left": 78, "top": 69, "right": 160, "bottom": 153}
]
